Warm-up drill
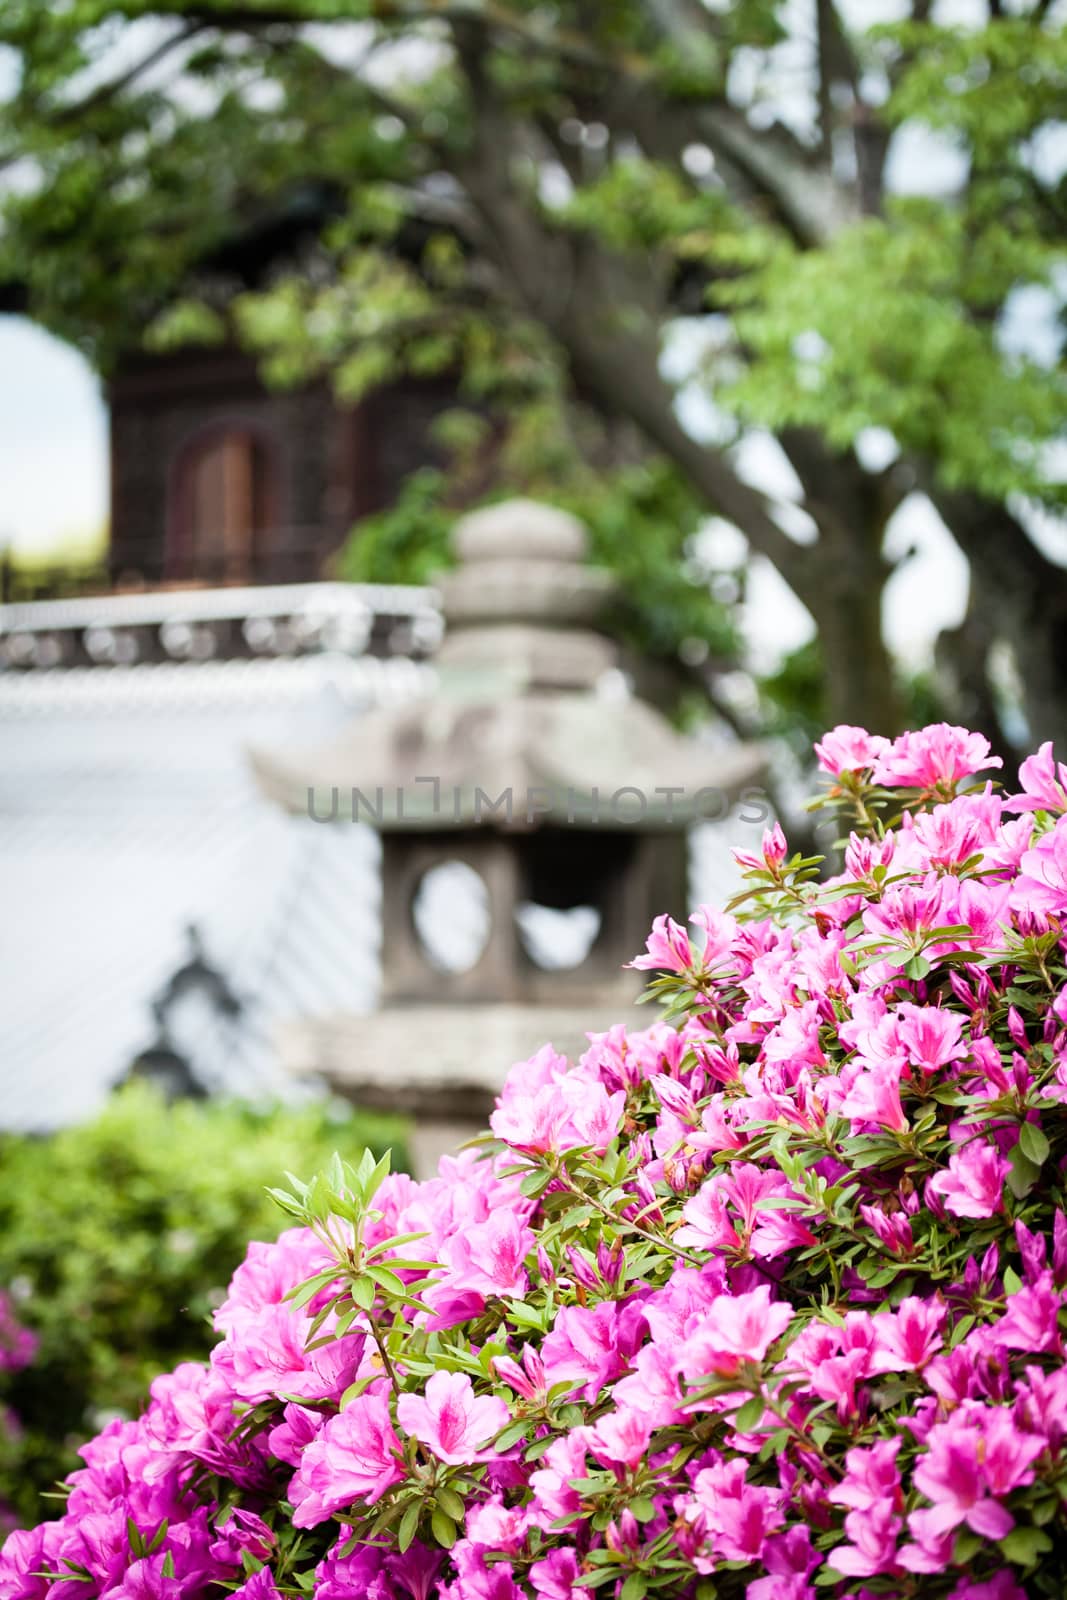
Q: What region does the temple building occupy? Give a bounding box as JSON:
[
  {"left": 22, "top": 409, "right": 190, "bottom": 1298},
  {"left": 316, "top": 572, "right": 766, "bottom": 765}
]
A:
[{"left": 107, "top": 348, "right": 456, "bottom": 590}]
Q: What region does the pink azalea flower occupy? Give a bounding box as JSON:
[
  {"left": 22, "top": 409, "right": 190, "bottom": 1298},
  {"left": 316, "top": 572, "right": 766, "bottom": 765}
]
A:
[
  {"left": 995, "top": 1271, "right": 1064, "bottom": 1355},
  {"left": 529, "top": 1547, "right": 584, "bottom": 1600},
  {"left": 1013, "top": 816, "right": 1067, "bottom": 916},
  {"left": 870, "top": 1296, "right": 946, "bottom": 1373},
  {"left": 689, "top": 905, "right": 738, "bottom": 970},
  {"left": 288, "top": 1391, "right": 403, "bottom": 1526},
  {"left": 927, "top": 1142, "right": 1010, "bottom": 1220},
  {"left": 612, "top": 1340, "right": 685, "bottom": 1426},
  {"left": 214, "top": 1227, "right": 336, "bottom": 1335},
  {"left": 528, "top": 1432, "right": 587, "bottom": 1525},
  {"left": 675, "top": 1185, "right": 741, "bottom": 1253},
  {"left": 678, "top": 1287, "right": 794, "bottom": 1380},
  {"left": 396, "top": 1372, "right": 508, "bottom": 1466},
  {"left": 872, "top": 724, "right": 1002, "bottom": 790},
  {"left": 839, "top": 1062, "right": 908, "bottom": 1133},
  {"left": 1006, "top": 740, "right": 1067, "bottom": 814},
  {"left": 492, "top": 1344, "right": 547, "bottom": 1404},
  {"left": 464, "top": 1497, "right": 529, "bottom": 1555},
  {"left": 912, "top": 1407, "right": 1043, "bottom": 1539},
  {"left": 447, "top": 1211, "right": 534, "bottom": 1300},
  {"left": 540, "top": 1300, "right": 643, "bottom": 1402},
  {"left": 828, "top": 1499, "right": 902, "bottom": 1578},
  {"left": 585, "top": 1404, "right": 655, "bottom": 1470},
  {"left": 441, "top": 1546, "right": 523, "bottom": 1600},
  {"left": 907, "top": 791, "right": 1001, "bottom": 871},
  {"left": 898, "top": 1505, "right": 957, "bottom": 1573},
  {"left": 627, "top": 914, "right": 693, "bottom": 972},
  {"left": 690, "top": 1457, "right": 786, "bottom": 1562},
  {"left": 858, "top": 1202, "right": 914, "bottom": 1256},
  {"left": 119, "top": 1554, "right": 185, "bottom": 1600},
  {"left": 488, "top": 1084, "right": 577, "bottom": 1157},
  {"left": 214, "top": 1302, "right": 366, "bottom": 1406},
  {"left": 895, "top": 1003, "right": 969, "bottom": 1077},
  {"left": 734, "top": 823, "right": 788, "bottom": 873},
  {"left": 947, "top": 1575, "right": 1027, "bottom": 1600},
  {"left": 746, "top": 1580, "right": 816, "bottom": 1600},
  {"left": 489, "top": 1075, "right": 623, "bottom": 1158},
  {"left": 828, "top": 1438, "right": 902, "bottom": 1512},
  {"left": 814, "top": 725, "right": 890, "bottom": 777}
]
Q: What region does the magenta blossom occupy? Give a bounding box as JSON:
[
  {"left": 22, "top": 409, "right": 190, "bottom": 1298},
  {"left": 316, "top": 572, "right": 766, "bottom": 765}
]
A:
[
  {"left": 627, "top": 913, "right": 693, "bottom": 973},
  {"left": 1014, "top": 816, "right": 1067, "bottom": 916},
  {"left": 927, "top": 1142, "right": 1011, "bottom": 1220},
  {"left": 677, "top": 1287, "right": 793, "bottom": 1380},
  {"left": 1006, "top": 740, "right": 1067, "bottom": 814},
  {"left": 397, "top": 1372, "right": 508, "bottom": 1466},
  {"left": 814, "top": 724, "right": 890, "bottom": 777},
  {"left": 288, "top": 1391, "right": 403, "bottom": 1525},
  {"left": 873, "top": 723, "right": 1002, "bottom": 790},
  {"left": 912, "top": 1407, "right": 1044, "bottom": 1539}
]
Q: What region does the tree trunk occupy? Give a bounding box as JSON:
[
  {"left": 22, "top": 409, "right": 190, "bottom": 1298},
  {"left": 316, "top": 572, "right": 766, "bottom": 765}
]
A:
[
  {"left": 801, "top": 541, "right": 904, "bottom": 735},
  {"left": 933, "top": 599, "right": 1018, "bottom": 769}
]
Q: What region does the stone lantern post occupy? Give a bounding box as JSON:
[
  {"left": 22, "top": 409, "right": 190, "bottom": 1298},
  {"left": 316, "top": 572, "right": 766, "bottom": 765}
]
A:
[{"left": 251, "top": 500, "right": 763, "bottom": 1173}]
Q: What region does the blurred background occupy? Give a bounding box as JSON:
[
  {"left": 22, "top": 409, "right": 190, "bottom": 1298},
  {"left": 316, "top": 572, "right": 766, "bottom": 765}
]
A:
[{"left": 0, "top": 0, "right": 1064, "bottom": 1530}]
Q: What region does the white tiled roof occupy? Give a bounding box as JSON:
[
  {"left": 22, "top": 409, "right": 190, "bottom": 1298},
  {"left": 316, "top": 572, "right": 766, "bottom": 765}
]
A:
[
  {"left": 0, "top": 655, "right": 432, "bottom": 1130},
  {"left": 0, "top": 580, "right": 439, "bottom": 633}
]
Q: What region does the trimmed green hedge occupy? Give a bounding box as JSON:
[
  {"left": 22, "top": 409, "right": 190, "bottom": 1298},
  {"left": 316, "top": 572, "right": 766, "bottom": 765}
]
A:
[{"left": 0, "top": 1086, "right": 406, "bottom": 1528}]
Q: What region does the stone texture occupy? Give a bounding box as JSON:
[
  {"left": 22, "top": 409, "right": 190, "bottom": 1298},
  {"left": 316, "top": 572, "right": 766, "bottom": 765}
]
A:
[{"left": 278, "top": 1002, "right": 648, "bottom": 1117}]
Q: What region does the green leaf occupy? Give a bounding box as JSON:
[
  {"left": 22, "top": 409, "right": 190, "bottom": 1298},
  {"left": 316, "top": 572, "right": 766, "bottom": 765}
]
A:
[
  {"left": 620, "top": 1575, "right": 647, "bottom": 1600},
  {"left": 732, "top": 1396, "right": 766, "bottom": 1432},
  {"left": 397, "top": 1500, "right": 421, "bottom": 1554},
  {"left": 430, "top": 1509, "right": 457, "bottom": 1548},
  {"left": 1006, "top": 1142, "right": 1041, "bottom": 1200},
  {"left": 1018, "top": 1121, "right": 1050, "bottom": 1167},
  {"left": 495, "top": 1419, "right": 531, "bottom": 1452},
  {"left": 351, "top": 1276, "right": 376, "bottom": 1310},
  {"left": 436, "top": 1486, "right": 465, "bottom": 1522},
  {"left": 1000, "top": 1526, "right": 1052, "bottom": 1567}
]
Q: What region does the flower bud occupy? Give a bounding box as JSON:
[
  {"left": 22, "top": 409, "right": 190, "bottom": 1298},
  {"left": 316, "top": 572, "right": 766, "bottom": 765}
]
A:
[
  {"left": 1008, "top": 1006, "right": 1028, "bottom": 1050},
  {"left": 566, "top": 1247, "right": 600, "bottom": 1292},
  {"left": 605, "top": 1509, "right": 640, "bottom": 1554}
]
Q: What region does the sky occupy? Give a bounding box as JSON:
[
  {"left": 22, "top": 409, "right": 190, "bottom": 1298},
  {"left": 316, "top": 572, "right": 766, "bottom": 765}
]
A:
[
  {"left": 0, "top": 317, "right": 109, "bottom": 556},
  {"left": 0, "top": 0, "right": 1064, "bottom": 675}
]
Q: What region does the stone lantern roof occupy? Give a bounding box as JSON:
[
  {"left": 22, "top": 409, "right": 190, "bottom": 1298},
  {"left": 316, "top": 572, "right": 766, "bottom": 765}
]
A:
[{"left": 250, "top": 499, "right": 764, "bottom": 825}]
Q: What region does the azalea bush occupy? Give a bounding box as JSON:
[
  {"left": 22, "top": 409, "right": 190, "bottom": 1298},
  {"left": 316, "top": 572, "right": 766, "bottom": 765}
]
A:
[
  {"left": 6, "top": 722, "right": 1067, "bottom": 1600},
  {"left": 0, "top": 1087, "right": 405, "bottom": 1529}
]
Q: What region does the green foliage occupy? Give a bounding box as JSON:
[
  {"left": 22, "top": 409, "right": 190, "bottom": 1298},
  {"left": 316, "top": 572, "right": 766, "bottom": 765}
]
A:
[
  {"left": 760, "top": 642, "right": 952, "bottom": 759},
  {"left": 719, "top": 199, "right": 1066, "bottom": 507},
  {"left": 0, "top": 1085, "right": 406, "bottom": 1527},
  {"left": 3, "top": 0, "right": 1066, "bottom": 745}
]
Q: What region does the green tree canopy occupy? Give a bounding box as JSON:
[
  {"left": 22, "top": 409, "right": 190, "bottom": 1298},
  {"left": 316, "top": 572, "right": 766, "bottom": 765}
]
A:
[{"left": 2, "top": 0, "right": 1065, "bottom": 752}]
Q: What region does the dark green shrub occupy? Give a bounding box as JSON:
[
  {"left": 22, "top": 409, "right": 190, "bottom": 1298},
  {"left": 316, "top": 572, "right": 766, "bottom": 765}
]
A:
[{"left": 0, "top": 1086, "right": 406, "bottom": 1527}]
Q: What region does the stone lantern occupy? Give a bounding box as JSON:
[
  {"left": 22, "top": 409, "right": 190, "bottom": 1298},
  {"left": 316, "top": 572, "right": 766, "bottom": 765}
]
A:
[{"left": 251, "top": 500, "right": 763, "bottom": 1172}]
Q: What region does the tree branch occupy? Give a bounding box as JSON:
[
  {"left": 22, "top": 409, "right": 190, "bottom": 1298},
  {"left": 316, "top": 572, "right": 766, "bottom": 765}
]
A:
[
  {"left": 445, "top": 22, "right": 818, "bottom": 598},
  {"left": 0, "top": 21, "right": 205, "bottom": 174}
]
